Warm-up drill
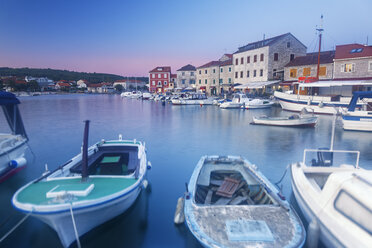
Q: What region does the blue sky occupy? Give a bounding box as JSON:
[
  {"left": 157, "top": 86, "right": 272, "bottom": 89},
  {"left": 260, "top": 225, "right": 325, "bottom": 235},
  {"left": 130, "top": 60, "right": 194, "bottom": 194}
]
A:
[{"left": 0, "top": 0, "right": 371, "bottom": 76}]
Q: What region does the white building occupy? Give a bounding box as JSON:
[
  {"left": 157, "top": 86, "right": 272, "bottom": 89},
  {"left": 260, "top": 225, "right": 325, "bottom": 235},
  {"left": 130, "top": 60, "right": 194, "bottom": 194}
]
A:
[{"left": 176, "top": 64, "right": 196, "bottom": 89}]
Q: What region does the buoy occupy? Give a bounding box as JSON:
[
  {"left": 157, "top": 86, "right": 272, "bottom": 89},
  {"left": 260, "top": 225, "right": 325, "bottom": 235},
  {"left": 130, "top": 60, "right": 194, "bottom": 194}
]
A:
[
  {"left": 200, "top": 103, "right": 203, "bottom": 107},
  {"left": 8, "top": 157, "right": 27, "bottom": 168},
  {"left": 307, "top": 218, "right": 320, "bottom": 248},
  {"left": 174, "top": 196, "right": 185, "bottom": 225}
]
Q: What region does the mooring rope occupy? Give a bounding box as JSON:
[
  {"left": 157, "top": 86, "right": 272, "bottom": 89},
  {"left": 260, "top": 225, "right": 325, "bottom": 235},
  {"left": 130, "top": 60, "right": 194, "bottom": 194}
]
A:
[
  {"left": 69, "top": 204, "right": 81, "bottom": 248},
  {"left": 274, "top": 164, "right": 290, "bottom": 189},
  {"left": 0, "top": 212, "right": 32, "bottom": 243}
]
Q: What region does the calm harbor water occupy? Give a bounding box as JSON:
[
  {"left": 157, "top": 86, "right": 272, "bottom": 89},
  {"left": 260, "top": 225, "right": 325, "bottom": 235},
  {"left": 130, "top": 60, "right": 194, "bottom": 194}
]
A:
[{"left": 1, "top": 94, "right": 372, "bottom": 248}]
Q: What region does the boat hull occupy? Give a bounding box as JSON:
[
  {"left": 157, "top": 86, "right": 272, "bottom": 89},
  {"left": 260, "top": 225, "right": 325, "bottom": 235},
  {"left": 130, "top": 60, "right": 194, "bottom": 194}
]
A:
[
  {"left": 251, "top": 116, "right": 317, "bottom": 127},
  {"left": 274, "top": 91, "right": 347, "bottom": 114},
  {"left": 0, "top": 138, "right": 28, "bottom": 182},
  {"left": 342, "top": 113, "right": 372, "bottom": 131},
  {"left": 32, "top": 184, "right": 142, "bottom": 247}
]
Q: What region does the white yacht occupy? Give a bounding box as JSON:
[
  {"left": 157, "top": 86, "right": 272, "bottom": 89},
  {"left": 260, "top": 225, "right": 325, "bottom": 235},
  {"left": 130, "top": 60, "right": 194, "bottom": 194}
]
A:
[
  {"left": 220, "top": 93, "right": 250, "bottom": 109},
  {"left": 341, "top": 91, "right": 372, "bottom": 131}
]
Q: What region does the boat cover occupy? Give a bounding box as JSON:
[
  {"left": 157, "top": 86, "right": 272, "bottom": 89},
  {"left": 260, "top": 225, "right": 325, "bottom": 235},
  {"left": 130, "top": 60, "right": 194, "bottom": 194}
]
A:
[
  {"left": 347, "top": 91, "right": 372, "bottom": 111},
  {"left": 0, "top": 91, "right": 28, "bottom": 139}
]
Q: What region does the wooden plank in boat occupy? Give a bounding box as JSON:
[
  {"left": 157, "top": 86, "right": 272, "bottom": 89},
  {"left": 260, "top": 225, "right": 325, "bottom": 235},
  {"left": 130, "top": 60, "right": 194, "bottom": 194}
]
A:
[{"left": 216, "top": 177, "right": 240, "bottom": 198}]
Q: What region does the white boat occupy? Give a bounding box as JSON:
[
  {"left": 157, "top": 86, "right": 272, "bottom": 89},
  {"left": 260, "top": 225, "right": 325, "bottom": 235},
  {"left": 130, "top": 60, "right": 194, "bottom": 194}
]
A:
[
  {"left": 0, "top": 92, "right": 28, "bottom": 183},
  {"left": 342, "top": 91, "right": 372, "bottom": 131},
  {"left": 120, "top": 91, "right": 132, "bottom": 97},
  {"left": 184, "top": 155, "right": 306, "bottom": 248},
  {"left": 220, "top": 93, "right": 250, "bottom": 109},
  {"left": 129, "top": 91, "right": 142, "bottom": 99},
  {"left": 290, "top": 148, "right": 372, "bottom": 247},
  {"left": 12, "top": 121, "right": 150, "bottom": 247},
  {"left": 171, "top": 93, "right": 213, "bottom": 105},
  {"left": 243, "top": 98, "right": 274, "bottom": 109},
  {"left": 251, "top": 114, "right": 317, "bottom": 127},
  {"left": 142, "top": 92, "right": 152, "bottom": 100}
]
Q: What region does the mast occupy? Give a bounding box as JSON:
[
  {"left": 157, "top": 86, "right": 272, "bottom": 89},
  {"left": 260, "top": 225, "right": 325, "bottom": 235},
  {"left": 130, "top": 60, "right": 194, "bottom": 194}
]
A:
[
  {"left": 81, "top": 120, "right": 90, "bottom": 182},
  {"left": 316, "top": 15, "right": 324, "bottom": 80}
]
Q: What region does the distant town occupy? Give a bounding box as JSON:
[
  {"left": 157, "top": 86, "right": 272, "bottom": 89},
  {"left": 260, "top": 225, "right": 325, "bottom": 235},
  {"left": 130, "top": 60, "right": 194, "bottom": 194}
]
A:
[{"left": 1, "top": 32, "right": 371, "bottom": 96}]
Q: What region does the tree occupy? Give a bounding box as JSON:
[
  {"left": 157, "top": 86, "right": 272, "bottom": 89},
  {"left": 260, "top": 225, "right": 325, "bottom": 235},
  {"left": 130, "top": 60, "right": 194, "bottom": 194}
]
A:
[
  {"left": 115, "top": 84, "right": 123, "bottom": 92},
  {"left": 28, "top": 80, "right": 40, "bottom": 92}
]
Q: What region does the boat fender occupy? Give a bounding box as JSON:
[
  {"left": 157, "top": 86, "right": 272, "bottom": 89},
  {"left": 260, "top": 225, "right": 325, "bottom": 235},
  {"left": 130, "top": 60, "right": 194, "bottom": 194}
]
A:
[
  {"left": 319, "top": 101, "right": 324, "bottom": 108},
  {"left": 8, "top": 157, "right": 27, "bottom": 168},
  {"left": 307, "top": 219, "right": 320, "bottom": 248},
  {"left": 307, "top": 99, "right": 311, "bottom": 106},
  {"left": 142, "top": 179, "right": 148, "bottom": 189},
  {"left": 174, "top": 196, "right": 185, "bottom": 225}
]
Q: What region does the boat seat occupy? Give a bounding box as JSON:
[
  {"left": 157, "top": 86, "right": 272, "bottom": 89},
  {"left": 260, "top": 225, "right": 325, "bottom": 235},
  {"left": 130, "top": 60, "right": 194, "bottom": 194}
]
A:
[{"left": 216, "top": 177, "right": 240, "bottom": 198}]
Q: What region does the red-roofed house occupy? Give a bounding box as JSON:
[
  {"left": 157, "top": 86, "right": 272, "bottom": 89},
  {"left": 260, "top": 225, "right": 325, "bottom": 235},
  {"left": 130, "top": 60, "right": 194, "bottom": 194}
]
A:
[
  {"left": 333, "top": 43, "right": 372, "bottom": 80},
  {"left": 55, "top": 82, "right": 71, "bottom": 90},
  {"left": 195, "top": 54, "right": 233, "bottom": 95},
  {"left": 149, "top": 66, "right": 171, "bottom": 93}
]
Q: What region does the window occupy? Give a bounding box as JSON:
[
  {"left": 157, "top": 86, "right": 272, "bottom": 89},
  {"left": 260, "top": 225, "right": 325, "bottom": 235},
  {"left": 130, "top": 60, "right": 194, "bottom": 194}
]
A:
[
  {"left": 164, "top": 74, "right": 167, "bottom": 78},
  {"left": 220, "top": 68, "right": 223, "bottom": 73},
  {"left": 287, "top": 42, "right": 291, "bottom": 48},
  {"left": 247, "top": 56, "right": 250, "bottom": 63},
  {"left": 260, "top": 54, "right": 264, "bottom": 62},
  {"left": 273, "top": 69, "right": 277, "bottom": 77},
  {"left": 191, "top": 72, "right": 194, "bottom": 76},
  {"left": 199, "top": 80, "right": 201, "bottom": 84},
  {"left": 335, "top": 190, "right": 372, "bottom": 234},
  {"left": 240, "top": 71, "right": 243, "bottom": 78},
  {"left": 303, "top": 67, "right": 311, "bottom": 76},
  {"left": 158, "top": 81, "right": 161, "bottom": 85},
  {"left": 152, "top": 74, "right": 155, "bottom": 78},
  {"left": 205, "top": 79, "right": 207, "bottom": 84},
  {"left": 229, "top": 67, "right": 231, "bottom": 72},
  {"left": 260, "top": 69, "right": 263, "bottom": 77},
  {"left": 205, "top": 70, "right": 207, "bottom": 74},
  {"left": 368, "top": 61, "right": 372, "bottom": 71},
  {"left": 182, "top": 79, "right": 185, "bottom": 84},
  {"left": 228, "top": 78, "right": 231, "bottom": 83},
  {"left": 290, "top": 69, "right": 297, "bottom": 78},
  {"left": 219, "top": 79, "right": 223, "bottom": 84},
  {"left": 247, "top": 70, "right": 250, "bottom": 77},
  {"left": 319, "top": 67, "right": 327, "bottom": 76},
  {"left": 190, "top": 80, "right": 195, "bottom": 84},
  {"left": 235, "top": 58, "right": 238, "bottom": 65},
  {"left": 241, "top": 57, "right": 244, "bottom": 64},
  {"left": 158, "top": 74, "right": 160, "bottom": 78},
  {"left": 152, "top": 81, "right": 155, "bottom": 86},
  {"left": 164, "top": 81, "right": 167, "bottom": 85},
  {"left": 182, "top": 72, "right": 185, "bottom": 76},
  {"left": 350, "top": 48, "right": 363, "bottom": 53},
  {"left": 342, "top": 64, "right": 355, "bottom": 72},
  {"left": 199, "top": 70, "right": 201, "bottom": 75},
  {"left": 235, "top": 72, "right": 238, "bottom": 78},
  {"left": 212, "top": 79, "right": 215, "bottom": 84},
  {"left": 253, "top": 70, "right": 256, "bottom": 77},
  {"left": 274, "top": 53, "right": 279, "bottom": 61},
  {"left": 213, "top": 69, "right": 216, "bottom": 73},
  {"left": 254, "top": 55, "right": 257, "bottom": 63},
  {"left": 290, "top": 54, "right": 295, "bottom": 61}
]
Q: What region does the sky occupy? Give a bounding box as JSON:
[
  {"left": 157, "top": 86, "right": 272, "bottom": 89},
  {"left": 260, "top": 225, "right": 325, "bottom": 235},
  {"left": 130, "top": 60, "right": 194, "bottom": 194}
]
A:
[{"left": 0, "top": 0, "right": 371, "bottom": 77}]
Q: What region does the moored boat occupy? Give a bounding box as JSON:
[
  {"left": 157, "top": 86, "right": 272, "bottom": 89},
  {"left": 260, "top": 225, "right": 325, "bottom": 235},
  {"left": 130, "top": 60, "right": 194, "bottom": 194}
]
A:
[
  {"left": 12, "top": 121, "right": 151, "bottom": 247},
  {"left": 171, "top": 93, "right": 213, "bottom": 105},
  {"left": 219, "top": 93, "right": 250, "bottom": 109},
  {"left": 243, "top": 98, "right": 274, "bottom": 109},
  {"left": 0, "top": 91, "right": 28, "bottom": 183},
  {"left": 290, "top": 148, "right": 372, "bottom": 247},
  {"left": 341, "top": 91, "right": 372, "bottom": 131},
  {"left": 184, "top": 155, "right": 305, "bottom": 248},
  {"left": 251, "top": 114, "right": 317, "bottom": 127}
]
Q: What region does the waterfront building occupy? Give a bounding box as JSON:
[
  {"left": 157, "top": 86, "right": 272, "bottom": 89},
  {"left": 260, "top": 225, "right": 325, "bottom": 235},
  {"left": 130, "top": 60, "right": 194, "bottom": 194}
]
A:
[
  {"left": 77, "top": 79, "right": 88, "bottom": 88},
  {"left": 333, "top": 43, "right": 372, "bottom": 82},
  {"left": 55, "top": 82, "right": 71, "bottom": 91},
  {"left": 233, "top": 33, "right": 306, "bottom": 93},
  {"left": 149, "top": 66, "right": 171, "bottom": 93},
  {"left": 170, "top": 74, "right": 176, "bottom": 90},
  {"left": 195, "top": 54, "right": 233, "bottom": 95},
  {"left": 284, "top": 51, "right": 335, "bottom": 83},
  {"left": 113, "top": 79, "right": 147, "bottom": 91},
  {"left": 176, "top": 64, "right": 196, "bottom": 89}
]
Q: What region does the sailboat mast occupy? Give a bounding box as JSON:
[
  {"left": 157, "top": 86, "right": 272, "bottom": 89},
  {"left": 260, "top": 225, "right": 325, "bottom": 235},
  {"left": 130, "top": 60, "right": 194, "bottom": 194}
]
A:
[{"left": 316, "top": 15, "right": 324, "bottom": 80}]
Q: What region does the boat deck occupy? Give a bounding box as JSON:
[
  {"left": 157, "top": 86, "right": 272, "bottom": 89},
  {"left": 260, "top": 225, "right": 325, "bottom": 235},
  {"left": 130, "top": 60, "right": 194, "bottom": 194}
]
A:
[
  {"left": 191, "top": 205, "right": 302, "bottom": 247},
  {"left": 15, "top": 177, "right": 137, "bottom": 206}
]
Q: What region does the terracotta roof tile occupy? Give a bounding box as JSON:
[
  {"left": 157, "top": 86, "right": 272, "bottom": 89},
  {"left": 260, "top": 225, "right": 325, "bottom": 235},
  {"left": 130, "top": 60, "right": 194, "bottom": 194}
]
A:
[
  {"left": 334, "top": 43, "right": 372, "bottom": 59},
  {"left": 149, "top": 66, "right": 171, "bottom": 73},
  {"left": 285, "top": 51, "right": 335, "bottom": 67}
]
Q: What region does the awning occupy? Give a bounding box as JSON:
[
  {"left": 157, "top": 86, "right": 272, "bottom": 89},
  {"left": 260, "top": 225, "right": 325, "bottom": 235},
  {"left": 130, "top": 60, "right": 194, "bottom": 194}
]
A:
[
  {"left": 199, "top": 86, "right": 206, "bottom": 89},
  {"left": 297, "top": 80, "right": 372, "bottom": 88},
  {"left": 234, "top": 81, "right": 280, "bottom": 89}
]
